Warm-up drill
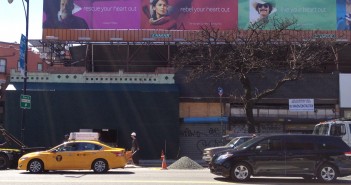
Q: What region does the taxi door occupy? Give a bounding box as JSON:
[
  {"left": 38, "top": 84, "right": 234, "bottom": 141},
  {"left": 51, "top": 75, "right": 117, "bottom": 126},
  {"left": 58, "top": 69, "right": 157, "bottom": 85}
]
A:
[
  {"left": 46, "top": 143, "right": 84, "bottom": 170},
  {"left": 78, "top": 142, "right": 106, "bottom": 169},
  {"left": 74, "top": 143, "right": 101, "bottom": 169}
]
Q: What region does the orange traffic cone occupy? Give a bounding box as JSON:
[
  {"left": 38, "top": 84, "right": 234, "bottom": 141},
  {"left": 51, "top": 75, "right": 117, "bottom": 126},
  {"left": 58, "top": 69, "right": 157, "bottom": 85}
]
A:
[{"left": 161, "top": 150, "right": 167, "bottom": 170}]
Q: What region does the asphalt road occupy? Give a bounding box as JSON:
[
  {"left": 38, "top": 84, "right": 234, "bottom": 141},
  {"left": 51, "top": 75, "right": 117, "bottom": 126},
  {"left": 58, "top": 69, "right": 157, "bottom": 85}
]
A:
[{"left": 0, "top": 166, "right": 351, "bottom": 185}]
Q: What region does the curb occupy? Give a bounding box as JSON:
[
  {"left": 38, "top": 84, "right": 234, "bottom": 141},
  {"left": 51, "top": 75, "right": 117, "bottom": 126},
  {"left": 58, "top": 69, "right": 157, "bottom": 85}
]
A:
[{"left": 134, "top": 160, "right": 208, "bottom": 168}]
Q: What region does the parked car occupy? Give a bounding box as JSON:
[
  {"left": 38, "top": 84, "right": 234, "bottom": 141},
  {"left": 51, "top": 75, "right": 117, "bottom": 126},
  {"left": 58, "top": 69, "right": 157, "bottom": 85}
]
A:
[
  {"left": 202, "top": 135, "right": 253, "bottom": 163},
  {"left": 209, "top": 134, "right": 351, "bottom": 183},
  {"left": 313, "top": 118, "right": 351, "bottom": 146},
  {"left": 18, "top": 139, "right": 130, "bottom": 173}
]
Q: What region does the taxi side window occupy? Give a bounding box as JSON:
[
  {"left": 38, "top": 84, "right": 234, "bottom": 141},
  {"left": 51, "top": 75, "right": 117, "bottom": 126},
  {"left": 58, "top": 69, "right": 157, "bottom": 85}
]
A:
[
  {"left": 78, "top": 143, "right": 102, "bottom": 151},
  {"left": 65, "top": 143, "right": 78, "bottom": 151},
  {"left": 55, "top": 143, "right": 78, "bottom": 152}
]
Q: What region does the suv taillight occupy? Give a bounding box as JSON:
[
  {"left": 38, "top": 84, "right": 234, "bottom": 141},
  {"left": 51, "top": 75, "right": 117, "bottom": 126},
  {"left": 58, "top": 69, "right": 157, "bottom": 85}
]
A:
[{"left": 345, "top": 151, "right": 351, "bottom": 156}]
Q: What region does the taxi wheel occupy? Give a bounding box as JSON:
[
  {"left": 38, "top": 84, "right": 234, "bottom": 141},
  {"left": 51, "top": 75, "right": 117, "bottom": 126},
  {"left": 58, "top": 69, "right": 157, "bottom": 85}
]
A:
[
  {"left": 92, "top": 159, "right": 109, "bottom": 173},
  {"left": 28, "top": 159, "right": 44, "bottom": 173}
]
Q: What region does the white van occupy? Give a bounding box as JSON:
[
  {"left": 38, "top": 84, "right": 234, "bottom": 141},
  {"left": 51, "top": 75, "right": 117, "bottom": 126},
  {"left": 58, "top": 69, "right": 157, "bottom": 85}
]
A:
[{"left": 312, "top": 119, "right": 351, "bottom": 147}]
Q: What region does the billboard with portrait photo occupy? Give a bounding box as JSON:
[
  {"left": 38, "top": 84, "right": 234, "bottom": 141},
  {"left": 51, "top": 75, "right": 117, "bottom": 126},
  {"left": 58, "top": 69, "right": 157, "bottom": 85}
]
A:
[
  {"left": 42, "top": 0, "right": 351, "bottom": 42},
  {"left": 238, "top": 0, "right": 337, "bottom": 30},
  {"left": 140, "top": 0, "right": 238, "bottom": 30},
  {"left": 43, "top": 0, "right": 237, "bottom": 30},
  {"left": 43, "top": 0, "right": 141, "bottom": 29}
]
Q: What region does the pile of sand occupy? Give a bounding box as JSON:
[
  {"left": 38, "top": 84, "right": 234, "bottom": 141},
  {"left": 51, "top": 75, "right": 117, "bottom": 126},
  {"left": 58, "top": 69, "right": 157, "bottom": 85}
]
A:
[{"left": 167, "top": 156, "right": 204, "bottom": 169}]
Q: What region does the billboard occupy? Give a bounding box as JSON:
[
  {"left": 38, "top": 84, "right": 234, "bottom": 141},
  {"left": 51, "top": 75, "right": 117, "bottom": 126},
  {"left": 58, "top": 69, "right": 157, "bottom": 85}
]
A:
[
  {"left": 239, "top": 0, "right": 337, "bottom": 30},
  {"left": 43, "top": 0, "right": 237, "bottom": 30},
  {"left": 42, "top": 0, "right": 351, "bottom": 42}
]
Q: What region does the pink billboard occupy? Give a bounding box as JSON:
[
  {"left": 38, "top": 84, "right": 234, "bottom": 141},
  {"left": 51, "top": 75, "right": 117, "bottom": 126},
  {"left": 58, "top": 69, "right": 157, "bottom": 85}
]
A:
[
  {"left": 141, "top": 0, "right": 237, "bottom": 30},
  {"left": 43, "top": 0, "right": 238, "bottom": 30}
]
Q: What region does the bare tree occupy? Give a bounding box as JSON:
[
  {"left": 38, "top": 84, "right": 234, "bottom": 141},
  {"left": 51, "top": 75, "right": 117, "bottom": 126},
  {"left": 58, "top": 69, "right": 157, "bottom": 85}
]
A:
[{"left": 172, "top": 17, "right": 340, "bottom": 133}]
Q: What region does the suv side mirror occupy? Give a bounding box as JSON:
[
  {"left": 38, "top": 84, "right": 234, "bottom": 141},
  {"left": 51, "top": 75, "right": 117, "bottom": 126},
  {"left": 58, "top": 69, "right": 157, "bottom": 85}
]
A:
[{"left": 255, "top": 145, "right": 262, "bottom": 150}]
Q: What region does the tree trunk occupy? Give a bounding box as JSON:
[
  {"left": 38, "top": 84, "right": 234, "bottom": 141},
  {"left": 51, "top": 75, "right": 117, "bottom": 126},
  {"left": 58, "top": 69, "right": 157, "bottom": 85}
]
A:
[
  {"left": 240, "top": 74, "right": 257, "bottom": 133},
  {"left": 245, "top": 103, "right": 256, "bottom": 133}
]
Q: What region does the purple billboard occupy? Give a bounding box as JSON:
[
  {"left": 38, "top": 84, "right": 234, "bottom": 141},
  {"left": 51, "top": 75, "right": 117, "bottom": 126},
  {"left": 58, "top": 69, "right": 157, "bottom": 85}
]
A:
[
  {"left": 43, "top": 0, "right": 238, "bottom": 30},
  {"left": 43, "top": 0, "right": 141, "bottom": 29}
]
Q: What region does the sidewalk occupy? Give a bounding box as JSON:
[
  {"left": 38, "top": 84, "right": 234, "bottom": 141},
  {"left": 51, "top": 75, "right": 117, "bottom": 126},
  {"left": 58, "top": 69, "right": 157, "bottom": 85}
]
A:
[{"left": 126, "top": 159, "right": 208, "bottom": 168}]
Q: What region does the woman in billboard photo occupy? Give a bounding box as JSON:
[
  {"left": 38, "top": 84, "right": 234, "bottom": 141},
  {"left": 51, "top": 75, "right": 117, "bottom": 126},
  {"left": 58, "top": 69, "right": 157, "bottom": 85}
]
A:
[
  {"left": 144, "top": 0, "right": 177, "bottom": 30},
  {"left": 150, "top": 0, "right": 169, "bottom": 24}
]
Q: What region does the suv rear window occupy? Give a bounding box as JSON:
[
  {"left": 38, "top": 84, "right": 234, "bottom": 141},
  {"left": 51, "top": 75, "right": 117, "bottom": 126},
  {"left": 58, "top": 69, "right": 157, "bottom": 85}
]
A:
[{"left": 317, "top": 137, "right": 349, "bottom": 151}]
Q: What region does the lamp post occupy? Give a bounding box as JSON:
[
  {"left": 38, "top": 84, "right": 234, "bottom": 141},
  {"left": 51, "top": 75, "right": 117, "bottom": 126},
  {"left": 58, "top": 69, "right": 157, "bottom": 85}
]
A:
[{"left": 8, "top": 0, "right": 29, "bottom": 142}]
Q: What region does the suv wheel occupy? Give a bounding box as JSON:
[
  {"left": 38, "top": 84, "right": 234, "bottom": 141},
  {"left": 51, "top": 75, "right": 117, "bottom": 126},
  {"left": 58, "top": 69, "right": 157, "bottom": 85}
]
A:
[
  {"left": 230, "top": 162, "right": 251, "bottom": 182},
  {"left": 317, "top": 163, "right": 337, "bottom": 182}
]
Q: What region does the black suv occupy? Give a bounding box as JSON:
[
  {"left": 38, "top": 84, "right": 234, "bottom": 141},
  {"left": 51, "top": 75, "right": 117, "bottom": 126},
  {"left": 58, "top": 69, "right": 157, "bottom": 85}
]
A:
[{"left": 209, "top": 134, "right": 351, "bottom": 182}]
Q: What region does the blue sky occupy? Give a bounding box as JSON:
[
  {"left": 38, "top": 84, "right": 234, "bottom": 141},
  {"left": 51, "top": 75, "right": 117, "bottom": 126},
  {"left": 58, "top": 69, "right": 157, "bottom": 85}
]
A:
[{"left": 0, "top": 0, "right": 43, "bottom": 43}]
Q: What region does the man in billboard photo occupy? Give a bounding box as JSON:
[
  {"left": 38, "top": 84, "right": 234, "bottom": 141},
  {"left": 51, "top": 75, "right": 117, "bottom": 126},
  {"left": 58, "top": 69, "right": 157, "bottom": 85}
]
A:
[
  {"left": 250, "top": 0, "right": 276, "bottom": 25},
  {"left": 43, "top": 0, "right": 88, "bottom": 29}
]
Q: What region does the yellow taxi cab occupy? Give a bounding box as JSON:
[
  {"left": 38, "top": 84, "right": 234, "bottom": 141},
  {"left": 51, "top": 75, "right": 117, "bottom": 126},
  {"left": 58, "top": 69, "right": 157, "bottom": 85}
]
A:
[{"left": 18, "top": 135, "right": 131, "bottom": 173}]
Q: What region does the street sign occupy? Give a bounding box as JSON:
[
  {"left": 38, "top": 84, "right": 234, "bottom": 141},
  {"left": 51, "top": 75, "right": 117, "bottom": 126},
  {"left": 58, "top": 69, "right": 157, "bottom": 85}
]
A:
[
  {"left": 20, "top": 94, "right": 31, "bottom": 109},
  {"left": 19, "top": 34, "right": 27, "bottom": 77},
  {"left": 218, "top": 87, "right": 223, "bottom": 96}
]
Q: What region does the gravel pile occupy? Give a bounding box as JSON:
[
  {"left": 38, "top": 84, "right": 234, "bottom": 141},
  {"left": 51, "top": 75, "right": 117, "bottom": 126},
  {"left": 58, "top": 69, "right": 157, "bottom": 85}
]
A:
[{"left": 167, "top": 156, "right": 204, "bottom": 169}]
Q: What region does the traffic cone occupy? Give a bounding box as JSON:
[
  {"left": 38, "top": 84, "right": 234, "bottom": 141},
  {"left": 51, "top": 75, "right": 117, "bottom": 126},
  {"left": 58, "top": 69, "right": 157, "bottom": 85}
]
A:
[{"left": 161, "top": 150, "right": 167, "bottom": 170}]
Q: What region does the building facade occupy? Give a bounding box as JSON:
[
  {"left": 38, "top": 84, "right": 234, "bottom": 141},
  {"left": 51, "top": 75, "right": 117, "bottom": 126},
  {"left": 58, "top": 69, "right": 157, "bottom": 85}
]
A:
[
  {"left": 2, "top": 0, "right": 351, "bottom": 159},
  {"left": 2, "top": 40, "right": 350, "bottom": 159}
]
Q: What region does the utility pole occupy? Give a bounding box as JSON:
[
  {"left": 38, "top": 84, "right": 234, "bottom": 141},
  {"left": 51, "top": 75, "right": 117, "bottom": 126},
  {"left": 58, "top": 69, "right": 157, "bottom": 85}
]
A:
[{"left": 8, "top": 0, "right": 30, "bottom": 142}]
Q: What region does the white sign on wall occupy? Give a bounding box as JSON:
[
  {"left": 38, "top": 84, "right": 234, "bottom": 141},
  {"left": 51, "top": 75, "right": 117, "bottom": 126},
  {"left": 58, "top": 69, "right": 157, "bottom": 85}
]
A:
[
  {"left": 289, "top": 99, "right": 314, "bottom": 112},
  {"left": 340, "top": 74, "right": 351, "bottom": 108}
]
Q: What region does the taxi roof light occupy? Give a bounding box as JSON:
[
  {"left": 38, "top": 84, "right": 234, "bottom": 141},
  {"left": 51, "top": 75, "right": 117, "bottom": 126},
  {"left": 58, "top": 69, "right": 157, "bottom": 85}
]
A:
[{"left": 68, "top": 132, "right": 100, "bottom": 141}]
